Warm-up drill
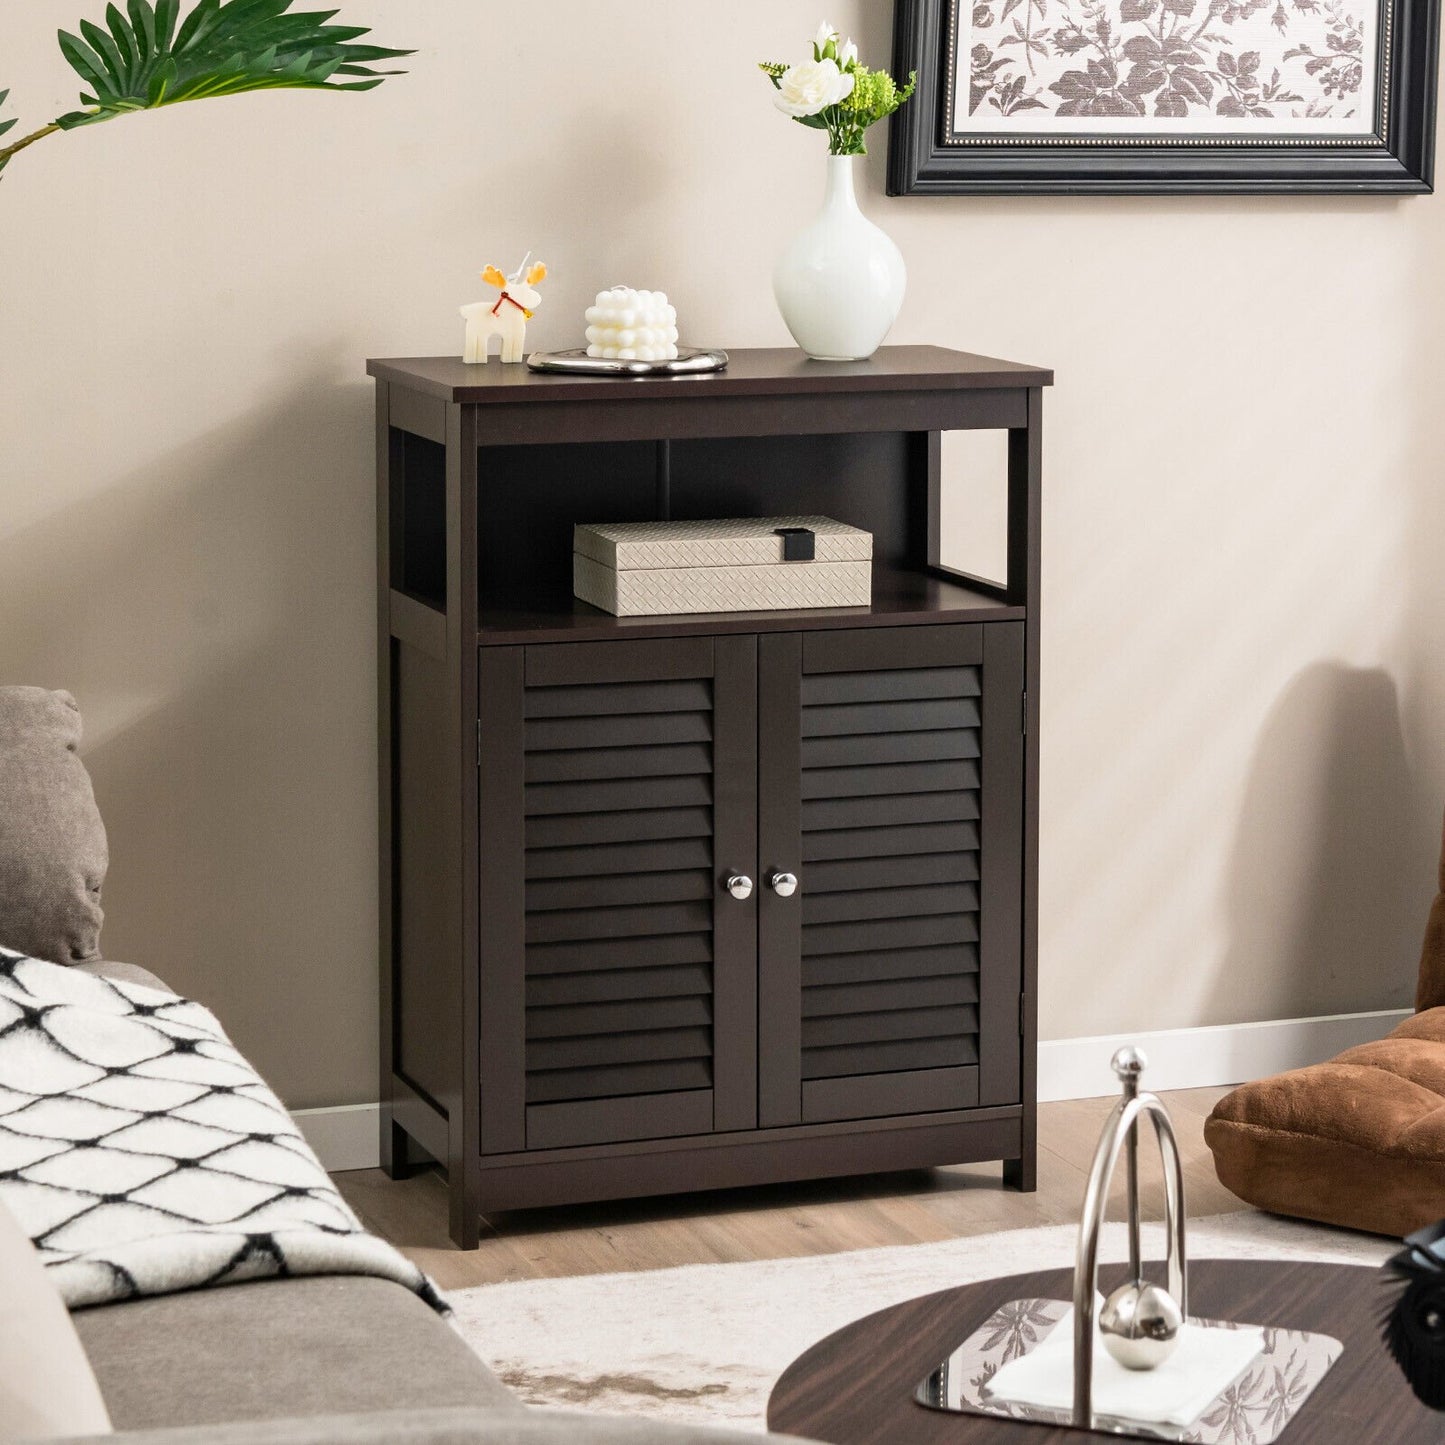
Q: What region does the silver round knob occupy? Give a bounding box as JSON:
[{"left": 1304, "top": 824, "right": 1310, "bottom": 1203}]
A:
[
  {"left": 769, "top": 871, "right": 799, "bottom": 898},
  {"left": 726, "top": 874, "right": 753, "bottom": 901},
  {"left": 1112, "top": 1046, "right": 1148, "bottom": 1080}
]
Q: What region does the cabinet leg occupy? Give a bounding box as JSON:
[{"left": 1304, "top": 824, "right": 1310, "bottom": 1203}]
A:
[
  {"left": 1004, "top": 1152, "right": 1037, "bottom": 1193},
  {"left": 380, "top": 1119, "right": 411, "bottom": 1181},
  {"left": 449, "top": 1185, "right": 481, "bottom": 1250}
]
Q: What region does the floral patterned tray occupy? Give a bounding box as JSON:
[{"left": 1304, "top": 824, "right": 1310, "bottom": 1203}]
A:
[{"left": 915, "top": 1297, "right": 1342, "bottom": 1442}]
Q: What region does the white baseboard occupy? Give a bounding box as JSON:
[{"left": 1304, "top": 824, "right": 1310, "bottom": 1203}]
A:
[
  {"left": 295, "top": 1008, "right": 1411, "bottom": 1171},
  {"left": 1039, "top": 1007, "right": 1411, "bottom": 1102},
  {"left": 292, "top": 1102, "right": 380, "bottom": 1172}
]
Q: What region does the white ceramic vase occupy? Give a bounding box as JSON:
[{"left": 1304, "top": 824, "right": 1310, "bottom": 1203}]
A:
[{"left": 773, "top": 155, "right": 906, "bottom": 362}]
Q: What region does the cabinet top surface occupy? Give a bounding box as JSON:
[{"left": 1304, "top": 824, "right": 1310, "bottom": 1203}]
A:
[{"left": 367, "top": 345, "right": 1053, "bottom": 404}]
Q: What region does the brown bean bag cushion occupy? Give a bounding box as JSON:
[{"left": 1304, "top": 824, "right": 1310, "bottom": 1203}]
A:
[
  {"left": 1419, "top": 806, "right": 1445, "bottom": 1012},
  {"left": 0, "top": 687, "right": 108, "bottom": 963},
  {"left": 1206, "top": 1011, "right": 1445, "bottom": 1236},
  {"left": 1205, "top": 810, "right": 1445, "bottom": 1237}
]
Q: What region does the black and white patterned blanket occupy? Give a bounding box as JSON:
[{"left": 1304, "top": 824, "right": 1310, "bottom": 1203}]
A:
[{"left": 0, "top": 946, "right": 443, "bottom": 1311}]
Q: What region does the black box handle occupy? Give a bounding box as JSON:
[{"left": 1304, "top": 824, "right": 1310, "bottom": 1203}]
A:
[{"left": 774, "top": 527, "right": 816, "bottom": 562}]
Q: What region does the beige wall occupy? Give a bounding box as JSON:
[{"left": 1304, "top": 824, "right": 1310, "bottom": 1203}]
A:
[{"left": 2, "top": 2, "right": 1441, "bottom": 1109}]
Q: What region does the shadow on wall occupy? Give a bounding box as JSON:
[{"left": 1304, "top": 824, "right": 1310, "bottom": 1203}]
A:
[
  {"left": 1214, "top": 661, "right": 1419, "bottom": 1024},
  {"left": 1400, "top": 182, "right": 1445, "bottom": 974},
  {"left": 0, "top": 364, "right": 378, "bottom": 1110}
]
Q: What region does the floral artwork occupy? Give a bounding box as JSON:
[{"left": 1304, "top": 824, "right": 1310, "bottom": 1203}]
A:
[{"left": 953, "top": 0, "right": 1379, "bottom": 133}]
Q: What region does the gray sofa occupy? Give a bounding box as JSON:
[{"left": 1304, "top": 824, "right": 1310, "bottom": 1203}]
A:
[
  {"left": 48, "top": 957, "right": 819, "bottom": 1445},
  {"left": 67, "top": 1271, "right": 797, "bottom": 1443},
  {"left": 3, "top": 688, "right": 814, "bottom": 1444},
  {"left": 59, "top": 1415, "right": 810, "bottom": 1445}
]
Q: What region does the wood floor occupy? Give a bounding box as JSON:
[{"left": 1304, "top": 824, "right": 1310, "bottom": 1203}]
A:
[{"left": 335, "top": 1088, "right": 1241, "bottom": 1293}]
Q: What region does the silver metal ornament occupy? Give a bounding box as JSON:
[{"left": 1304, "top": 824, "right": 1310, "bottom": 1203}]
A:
[
  {"left": 1071, "top": 1046, "right": 1190, "bottom": 1425},
  {"left": 1100, "top": 1279, "right": 1184, "bottom": 1370}
]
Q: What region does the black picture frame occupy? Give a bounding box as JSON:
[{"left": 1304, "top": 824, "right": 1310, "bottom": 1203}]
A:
[{"left": 887, "top": 0, "right": 1439, "bottom": 193}]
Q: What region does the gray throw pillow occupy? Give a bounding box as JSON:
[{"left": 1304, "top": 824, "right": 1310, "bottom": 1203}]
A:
[{"left": 0, "top": 687, "right": 108, "bottom": 963}]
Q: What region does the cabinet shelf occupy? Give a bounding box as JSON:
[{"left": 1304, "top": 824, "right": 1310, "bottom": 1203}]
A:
[{"left": 475, "top": 566, "right": 1022, "bottom": 647}]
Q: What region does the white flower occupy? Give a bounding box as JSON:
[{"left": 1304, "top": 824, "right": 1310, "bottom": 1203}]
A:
[
  {"left": 839, "top": 38, "right": 859, "bottom": 68},
  {"left": 775, "top": 57, "right": 855, "bottom": 118},
  {"left": 815, "top": 20, "right": 837, "bottom": 52}
]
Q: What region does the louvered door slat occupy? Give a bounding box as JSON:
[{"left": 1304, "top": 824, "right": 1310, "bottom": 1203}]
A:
[
  {"left": 800, "top": 729, "right": 980, "bottom": 769},
  {"left": 525, "top": 711, "right": 713, "bottom": 750},
  {"left": 496, "top": 635, "right": 758, "bottom": 1152},
  {"left": 759, "top": 623, "right": 1023, "bottom": 1128},
  {"left": 526, "top": 806, "right": 713, "bottom": 849},
  {"left": 524, "top": 678, "right": 712, "bottom": 718},
  {"left": 527, "top": 962, "right": 712, "bottom": 1008},
  {"left": 803, "top": 792, "right": 979, "bottom": 832},
  {"left": 800, "top": 758, "right": 979, "bottom": 800},
  {"left": 526, "top": 1058, "right": 714, "bottom": 1105},
  {"left": 526, "top": 995, "right": 712, "bottom": 1039},
  {"left": 804, "top": 819, "right": 979, "bottom": 862},
  {"left": 803, "top": 882, "right": 980, "bottom": 925},
  {"left": 807, "top": 851, "right": 978, "bottom": 892},
  {"left": 526, "top": 774, "right": 713, "bottom": 815},
  {"left": 804, "top": 913, "right": 979, "bottom": 956},
  {"left": 804, "top": 944, "right": 979, "bottom": 988},
  {"left": 526, "top": 899, "right": 712, "bottom": 945},
  {"left": 526, "top": 932, "right": 713, "bottom": 975},
  {"left": 526, "top": 868, "right": 714, "bottom": 912},
  {"left": 803, "top": 973, "right": 979, "bottom": 1018},
  {"left": 804, "top": 1035, "right": 979, "bottom": 1080},
  {"left": 529, "top": 1025, "right": 714, "bottom": 1074},
  {"left": 526, "top": 742, "right": 714, "bottom": 785},
  {"left": 803, "top": 1004, "right": 980, "bottom": 1050},
  {"left": 801, "top": 667, "right": 980, "bottom": 706},
  {"left": 527, "top": 837, "right": 714, "bottom": 880},
  {"left": 802, "top": 696, "right": 981, "bottom": 737}
]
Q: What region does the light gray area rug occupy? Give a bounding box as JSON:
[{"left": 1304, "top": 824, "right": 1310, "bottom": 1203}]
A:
[{"left": 447, "top": 1213, "right": 1392, "bottom": 1432}]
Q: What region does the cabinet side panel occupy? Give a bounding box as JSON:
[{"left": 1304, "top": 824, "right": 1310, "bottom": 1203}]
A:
[
  {"left": 377, "top": 385, "right": 400, "bottom": 1170},
  {"left": 395, "top": 643, "right": 460, "bottom": 1111}
]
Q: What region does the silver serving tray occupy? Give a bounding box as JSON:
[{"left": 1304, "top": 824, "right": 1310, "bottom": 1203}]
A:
[
  {"left": 915, "top": 1297, "right": 1342, "bottom": 1443},
  {"left": 527, "top": 347, "right": 729, "bottom": 378}
]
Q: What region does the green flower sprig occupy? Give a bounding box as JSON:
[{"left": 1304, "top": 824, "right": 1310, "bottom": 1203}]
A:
[{"left": 759, "top": 21, "right": 915, "bottom": 157}]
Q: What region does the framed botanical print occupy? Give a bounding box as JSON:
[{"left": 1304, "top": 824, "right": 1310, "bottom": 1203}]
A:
[{"left": 887, "top": 0, "right": 1438, "bottom": 192}]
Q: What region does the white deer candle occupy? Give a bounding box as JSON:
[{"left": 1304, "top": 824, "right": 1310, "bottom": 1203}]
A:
[{"left": 585, "top": 288, "right": 680, "bottom": 362}]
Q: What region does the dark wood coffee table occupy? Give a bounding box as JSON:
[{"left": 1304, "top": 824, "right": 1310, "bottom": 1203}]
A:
[{"left": 769, "top": 1259, "right": 1432, "bottom": 1443}]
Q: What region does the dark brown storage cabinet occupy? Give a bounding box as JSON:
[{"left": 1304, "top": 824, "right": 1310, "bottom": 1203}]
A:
[{"left": 368, "top": 347, "right": 1050, "bottom": 1247}]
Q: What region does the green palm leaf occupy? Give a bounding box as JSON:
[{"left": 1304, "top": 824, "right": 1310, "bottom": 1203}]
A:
[
  {"left": 52, "top": 0, "right": 411, "bottom": 130},
  {"left": 0, "top": 91, "right": 15, "bottom": 175}
]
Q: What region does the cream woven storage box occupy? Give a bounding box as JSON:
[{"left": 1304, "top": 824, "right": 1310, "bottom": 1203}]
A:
[{"left": 573, "top": 516, "right": 873, "bottom": 617}]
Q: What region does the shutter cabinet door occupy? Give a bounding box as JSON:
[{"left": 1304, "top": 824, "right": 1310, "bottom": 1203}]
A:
[
  {"left": 478, "top": 637, "right": 758, "bottom": 1154},
  {"left": 757, "top": 623, "right": 1024, "bottom": 1127}
]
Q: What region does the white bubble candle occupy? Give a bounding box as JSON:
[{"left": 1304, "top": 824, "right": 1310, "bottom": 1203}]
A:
[{"left": 585, "top": 288, "right": 680, "bottom": 362}]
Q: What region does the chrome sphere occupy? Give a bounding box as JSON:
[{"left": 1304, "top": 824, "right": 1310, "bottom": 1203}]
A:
[
  {"left": 1111, "top": 1046, "right": 1148, "bottom": 1081},
  {"left": 1099, "top": 1280, "right": 1183, "bottom": 1370}
]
